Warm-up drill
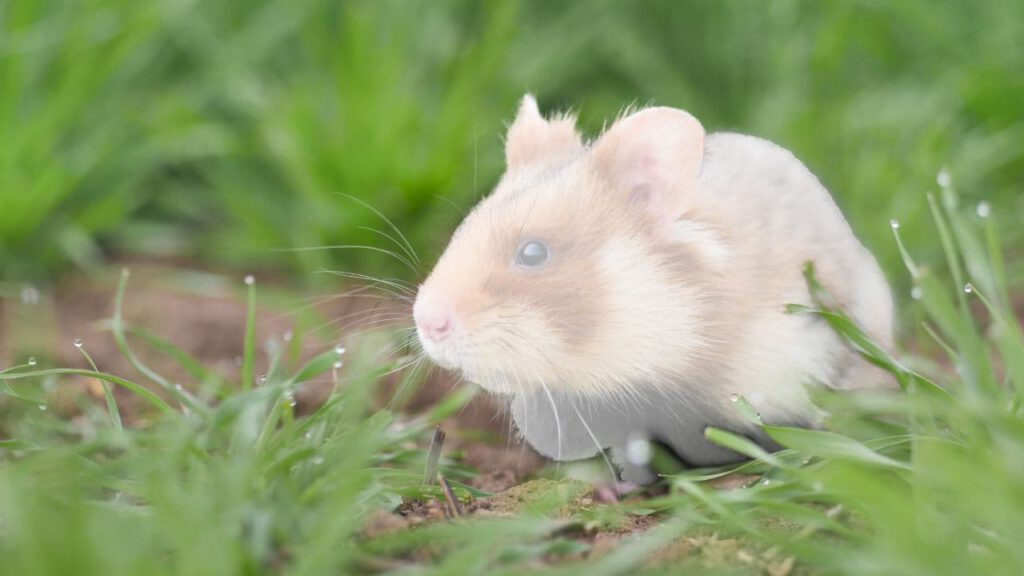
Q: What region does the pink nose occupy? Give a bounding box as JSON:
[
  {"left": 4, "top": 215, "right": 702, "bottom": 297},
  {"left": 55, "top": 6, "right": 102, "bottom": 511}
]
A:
[{"left": 414, "top": 297, "right": 454, "bottom": 342}]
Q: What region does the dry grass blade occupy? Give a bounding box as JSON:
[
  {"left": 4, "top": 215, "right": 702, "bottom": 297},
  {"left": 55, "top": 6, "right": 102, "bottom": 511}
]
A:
[
  {"left": 438, "top": 474, "right": 465, "bottom": 518},
  {"left": 423, "top": 426, "right": 446, "bottom": 485}
]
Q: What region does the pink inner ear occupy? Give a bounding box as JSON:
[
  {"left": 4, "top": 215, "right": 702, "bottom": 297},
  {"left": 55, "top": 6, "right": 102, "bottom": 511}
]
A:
[
  {"left": 591, "top": 107, "right": 705, "bottom": 228},
  {"left": 625, "top": 154, "right": 675, "bottom": 216}
]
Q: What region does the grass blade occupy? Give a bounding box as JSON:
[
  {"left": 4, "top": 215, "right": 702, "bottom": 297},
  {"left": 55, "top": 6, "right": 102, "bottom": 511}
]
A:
[{"left": 242, "top": 275, "right": 257, "bottom": 390}]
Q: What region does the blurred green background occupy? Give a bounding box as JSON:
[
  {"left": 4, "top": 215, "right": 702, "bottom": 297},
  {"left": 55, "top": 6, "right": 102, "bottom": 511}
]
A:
[{"left": 1, "top": 0, "right": 1022, "bottom": 287}]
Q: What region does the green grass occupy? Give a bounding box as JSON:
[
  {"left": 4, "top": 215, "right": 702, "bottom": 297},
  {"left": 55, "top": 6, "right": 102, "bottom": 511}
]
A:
[
  {"left": 2, "top": 167, "right": 1023, "bottom": 575},
  {"left": 1, "top": 0, "right": 1021, "bottom": 285}
]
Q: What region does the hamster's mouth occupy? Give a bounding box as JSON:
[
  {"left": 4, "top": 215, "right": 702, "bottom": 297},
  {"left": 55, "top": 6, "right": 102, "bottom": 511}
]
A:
[
  {"left": 415, "top": 331, "right": 460, "bottom": 371},
  {"left": 416, "top": 333, "right": 524, "bottom": 397}
]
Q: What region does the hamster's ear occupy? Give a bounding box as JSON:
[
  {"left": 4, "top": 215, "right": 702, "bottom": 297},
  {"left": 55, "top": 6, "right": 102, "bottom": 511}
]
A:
[
  {"left": 505, "top": 94, "right": 583, "bottom": 169},
  {"left": 591, "top": 107, "right": 705, "bottom": 228}
]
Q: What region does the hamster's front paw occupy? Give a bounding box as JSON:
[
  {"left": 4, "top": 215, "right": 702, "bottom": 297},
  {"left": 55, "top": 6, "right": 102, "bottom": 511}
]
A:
[{"left": 611, "top": 446, "right": 658, "bottom": 485}]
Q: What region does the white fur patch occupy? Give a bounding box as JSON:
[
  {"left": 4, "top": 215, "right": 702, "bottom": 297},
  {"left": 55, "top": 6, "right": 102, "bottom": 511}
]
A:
[
  {"left": 671, "top": 219, "right": 730, "bottom": 268},
  {"left": 591, "top": 235, "right": 706, "bottom": 396}
]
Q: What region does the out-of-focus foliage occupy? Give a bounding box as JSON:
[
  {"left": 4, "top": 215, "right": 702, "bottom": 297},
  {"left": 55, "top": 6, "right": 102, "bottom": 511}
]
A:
[{"left": 1, "top": 0, "right": 1021, "bottom": 287}]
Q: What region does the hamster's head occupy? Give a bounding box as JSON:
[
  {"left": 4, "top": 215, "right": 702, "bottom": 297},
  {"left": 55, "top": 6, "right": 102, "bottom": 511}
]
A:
[{"left": 414, "top": 95, "right": 723, "bottom": 398}]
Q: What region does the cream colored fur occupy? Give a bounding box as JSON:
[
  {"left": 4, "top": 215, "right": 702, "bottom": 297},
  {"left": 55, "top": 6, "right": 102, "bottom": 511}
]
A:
[{"left": 415, "top": 95, "right": 894, "bottom": 483}]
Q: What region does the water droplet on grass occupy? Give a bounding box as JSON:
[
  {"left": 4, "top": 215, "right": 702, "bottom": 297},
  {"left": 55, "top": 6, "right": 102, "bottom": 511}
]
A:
[
  {"left": 334, "top": 344, "right": 347, "bottom": 356},
  {"left": 258, "top": 374, "right": 267, "bottom": 385},
  {"left": 38, "top": 405, "right": 47, "bottom": 411},
  {"left": 976, "top": 201, "right": 991, "bottom": 218},
  {"left": 729, "top": 393, "right": 740, "bottom": 402},
  {"left": 911, "top": 286, "right": 923, "bottom": 300},
  {"left": 304, "top": 431, "right": 312, "bottom": 440},
  {"left": 625, "top": 434, "right": 652, "bottom": 466},
  {"left": 283, "top": 330, "right": 293, "bottom": 342},
  {"left": 964, "top": 283, "right": 974, "bottom": 294},
  {"left": 20, "top": 286, "right": 40, "bottom": 305},
  {"left": 333, "top": 361, "right": 343, "bottom": 370},
  {"left": 244, "top": 275, "right": 255, "bottom": 286},
  {"left": 174, "top": 383, "right": 184, "bottom": 391},
  {"left": 889, "top": 219, "right": 900, "bottom": 230},
  {"left": 73, "top": 339, "right": 83, "bottom": 348},
  {"left": 937, "top": 168, "right": 951, "bottom": 188},
  {"left": 27, "top": 357, "right": 37, "bottom": 366},
  {"left": 312, "top": 455, "right": 324, "bottom": 465}
]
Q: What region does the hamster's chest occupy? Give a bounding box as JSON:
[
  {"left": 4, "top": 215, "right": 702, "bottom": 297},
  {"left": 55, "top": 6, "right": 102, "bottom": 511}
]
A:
[{"left": 509, "top": 384, "right": 760, "bottom": 467}]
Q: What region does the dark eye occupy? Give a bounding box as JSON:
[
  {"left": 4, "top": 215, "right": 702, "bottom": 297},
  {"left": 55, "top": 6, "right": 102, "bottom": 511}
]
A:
[{"left": 515, "top": 240, "right": 550, "bottom": 268}]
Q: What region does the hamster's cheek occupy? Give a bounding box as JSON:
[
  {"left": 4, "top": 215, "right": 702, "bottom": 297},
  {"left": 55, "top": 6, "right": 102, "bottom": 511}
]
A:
[{"left": 463, "top": 306, "right": 571, "bottom": 394}]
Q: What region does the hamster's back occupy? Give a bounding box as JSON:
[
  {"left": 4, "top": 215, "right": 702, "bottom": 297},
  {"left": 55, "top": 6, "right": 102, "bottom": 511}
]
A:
[{"left": 696, "top": 133, "right": 894, "bottom": 367}]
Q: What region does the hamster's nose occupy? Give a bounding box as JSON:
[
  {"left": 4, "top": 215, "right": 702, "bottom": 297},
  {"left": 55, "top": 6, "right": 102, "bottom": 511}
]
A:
[{"left": 414, "top": 296, "right": 454, "bottom": 342}]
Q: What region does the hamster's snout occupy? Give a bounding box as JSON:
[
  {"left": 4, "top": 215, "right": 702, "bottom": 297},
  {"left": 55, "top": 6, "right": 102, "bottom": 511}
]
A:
[{"left": 413, "top": 293, "right": 454, "bottom": 343}]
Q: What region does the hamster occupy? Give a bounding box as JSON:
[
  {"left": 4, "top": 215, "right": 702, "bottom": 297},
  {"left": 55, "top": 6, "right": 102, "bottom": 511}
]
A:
[{"left": 413, "top": 95, "right": 894, "bottom": 483}]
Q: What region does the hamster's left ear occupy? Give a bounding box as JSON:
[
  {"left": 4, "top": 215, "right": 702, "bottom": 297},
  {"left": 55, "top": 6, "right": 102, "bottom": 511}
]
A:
[
  {"left": 505, "top": 94, "right": 584, "bottom": 169},
  {"left": 591, "top": 107, "right": 705, "bottom": 229}
]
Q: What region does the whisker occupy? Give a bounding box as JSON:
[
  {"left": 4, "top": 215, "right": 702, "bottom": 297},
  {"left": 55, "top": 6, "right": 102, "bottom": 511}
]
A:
[
  {"left": 570, "top": 403, "right": 619, "bottom": 486},
  {"left": 277, "top": 244, "right": 416, "bottom": 272},
  {"left": 299, "top": 302, "right": 399, "bottom": 338},
  {"left": 271, "top": 286, "right": 402, "bottom": 320},
  {"left": 432, "top": 194, "right": 467, "bottom": 218},
  {"left": 316, "top": 270, "right": 416, "bottom": 300},
  {"left": 538, "top": 379, "right": 563, "bottom": 470},
  {"left": 359, "top": 226, "right": 421, "bottom": 272},
  {"left": 334, "top": 192, "right": 421, "bottom": 269}
]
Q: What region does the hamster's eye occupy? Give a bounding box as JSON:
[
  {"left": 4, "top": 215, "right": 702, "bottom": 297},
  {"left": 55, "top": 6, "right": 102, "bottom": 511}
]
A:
[{"left": 515, "top": 240, "right": 550, "bottom": 268}]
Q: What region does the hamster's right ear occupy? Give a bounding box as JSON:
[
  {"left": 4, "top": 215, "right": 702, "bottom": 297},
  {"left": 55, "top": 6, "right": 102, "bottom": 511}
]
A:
[
  {"left": 505, "top": 94, "right": 584, "bottom": 169},
  {"left": 590, "top": 107, "right": 705, "bottom": 230}
]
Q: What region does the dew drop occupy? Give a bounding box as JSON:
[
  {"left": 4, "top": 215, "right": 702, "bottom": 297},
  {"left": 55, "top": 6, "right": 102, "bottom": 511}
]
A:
[
  {"left": 937, "top": 168, "right": 951, "bottom": 188},
  {"left": 334, "top": 344, "right": 347, "bottom": 356},
  {"left": 73, "top": 338, "right": 84, "bottom": 348},
  {"left": 963, "top": 283, "right": 974, "bottom": 294},
  {"left": 729, "top": 393, "right": 740, "bottom": 402},
  {"left": 258, "top": 374, "right": 267, "bottom": 385},
  {"left": 38, "top": 404, "right": 48, "bottom": 411},
  {"left": 27, "top": 357, "right": 37, "bottom": 366},
  {"left": 20, "top": 286, "right": 40, "bottom": 305},
  {"left": 889, "top": 219, "right": 900, "bottom": 230},
  {"left": 121, "top": 268, "right": 131, "bottom": 279},
  {"left": 312, "top": 455, "right": 324, "bottom": 466},
  {"left": 976, "top": 201, "right": 991, "bottom": 219},
  {"left": 333, "top": 361, "right": 344, "bottom": 370},
  {"left": 624, "top": 434, "right": 652, "bottom": 466},
  {"left": 284, "top": 391, "right": 297, "bottom": 407},
  {"left": 283, "top": 330, "right": 293, "bottom": 343},
  {"left": 304, "top": 431, "right": 312, "bottom": 440},
  {"left": 911, "top": 286, "right": 923, "bottom": 301},
  {"left": 174, "top": 383, "right": 184, "bottom": 391},
  {"left": 244, "top": 274, "right": 255, "bottom": 286},
  {"left": 762, "top": 479, "right": 771, "bottom": 486}
]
